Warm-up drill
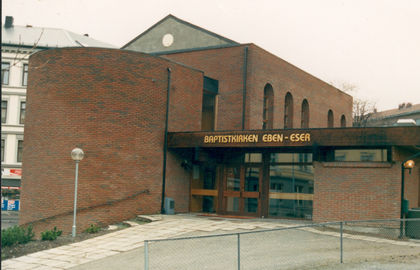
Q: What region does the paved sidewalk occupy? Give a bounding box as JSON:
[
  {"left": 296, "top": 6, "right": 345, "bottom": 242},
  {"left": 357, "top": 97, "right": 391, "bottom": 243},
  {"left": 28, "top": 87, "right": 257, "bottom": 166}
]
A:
[
  {"left": 1, "top": 214, "right": 299, "bottom": 270},
  {"left": 3, "top": 215, "right": 420, "bottom": 270}
]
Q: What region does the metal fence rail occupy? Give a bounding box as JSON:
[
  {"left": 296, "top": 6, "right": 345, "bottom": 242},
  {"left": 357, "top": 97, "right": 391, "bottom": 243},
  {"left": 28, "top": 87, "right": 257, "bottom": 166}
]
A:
[{"left": 144, "top": 218, "right": 420, "bottom": 269}]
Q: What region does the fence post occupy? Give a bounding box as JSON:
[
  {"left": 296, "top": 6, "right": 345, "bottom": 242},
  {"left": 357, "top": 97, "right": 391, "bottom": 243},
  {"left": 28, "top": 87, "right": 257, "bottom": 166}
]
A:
[
  {"left": 237, "top": 233, "right": 241, "bottom": 270},
  {"left": 144, "top": 240, "right": 149, "bottom": 270},
  {"left": 340, "top": 222, "right": 343, "bottom": 264}
]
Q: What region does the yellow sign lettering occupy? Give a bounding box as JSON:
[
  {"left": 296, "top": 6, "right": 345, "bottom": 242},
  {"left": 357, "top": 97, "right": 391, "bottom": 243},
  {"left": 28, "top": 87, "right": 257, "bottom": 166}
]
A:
[{"left": 203, "top": 133, "right": 310, "bottom": 144}]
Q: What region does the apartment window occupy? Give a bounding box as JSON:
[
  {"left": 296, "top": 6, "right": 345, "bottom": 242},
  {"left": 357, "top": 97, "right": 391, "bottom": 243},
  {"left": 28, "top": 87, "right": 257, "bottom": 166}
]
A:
[
  {"left": 1, "top": 139, "right": 5, "bottom": 162},
  {"left": 284, "top": 92, "right": 294, "bottom": 128},
  {"left": 17, "top": 140, "right": 23, "bottom": 163},
  {"left": 262, "top": 84, "right": 274, "bottom": 129},
  {"left": 2, "top": 62, "right": 10, "bottom": 85},
  {"left": 327, "top": 109, "right": 334, "bottom": 128},
  {"left": 301, "top": 99, "right": 309, "bottom": 128},
  {"left": 19, "top": 102, "right": 26, "bottom": 124},
  {"left": 1, "top": 100, "right": 7, "bottom": 123},
  {"left": 333, "top": 149, "right": 388, "bottom": 162},
  {"left": 22, "top": 64, "right": 29, "bottom": 86}
]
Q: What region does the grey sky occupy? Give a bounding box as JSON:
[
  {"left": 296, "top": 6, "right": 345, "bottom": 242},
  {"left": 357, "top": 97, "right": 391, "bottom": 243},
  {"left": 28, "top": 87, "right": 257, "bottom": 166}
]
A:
[{"left": 3, "top": 0, "right": 420, "bottom": 111}]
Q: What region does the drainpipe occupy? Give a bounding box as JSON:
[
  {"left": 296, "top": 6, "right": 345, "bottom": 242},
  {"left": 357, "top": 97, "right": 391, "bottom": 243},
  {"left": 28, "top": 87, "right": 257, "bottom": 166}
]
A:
[
  {"left": 242, "top": 46, "right": 248, "bottom": 130},
  {"left": 161, "top": 67, "right": 171, "bottom": 214}
]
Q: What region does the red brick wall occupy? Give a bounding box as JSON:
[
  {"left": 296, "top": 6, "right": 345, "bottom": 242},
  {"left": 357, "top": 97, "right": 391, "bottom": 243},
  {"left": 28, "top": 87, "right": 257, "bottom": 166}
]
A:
[
  {"left": 246, "top": 44, "right": 353, "bottom": 130},
  {"left": 161, "top": 46, "right": 246, "bottom": 130},
  {"left": 165, "top": 151, "right": 192, "bottom": 213},
  {"left": 313, "top": 146, "right": 420, "bottom": 223},
  {"left": 21, "top": 47, "right": 202, "bottom": 234},
  {"left": 162, "top": 44, "right": 352, "bottom": 131},
  {"left": 313, "top": 162, "right": 401, "bottom": 222}
]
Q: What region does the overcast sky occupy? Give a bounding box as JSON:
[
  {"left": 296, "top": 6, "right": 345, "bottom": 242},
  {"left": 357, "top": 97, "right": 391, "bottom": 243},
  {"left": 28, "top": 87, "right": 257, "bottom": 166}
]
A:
[{"left": 3, "top": 0, "right": 420, "bottom": 111}]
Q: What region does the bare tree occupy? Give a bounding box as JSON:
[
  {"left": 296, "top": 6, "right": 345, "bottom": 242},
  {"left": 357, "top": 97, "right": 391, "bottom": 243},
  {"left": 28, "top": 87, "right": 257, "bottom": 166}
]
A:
[
  {"left": 331, "top": 81, "right": 377, "bottom": 127},
  {"left": 352, "top": 97, "right": 377, "bottom": 127}
]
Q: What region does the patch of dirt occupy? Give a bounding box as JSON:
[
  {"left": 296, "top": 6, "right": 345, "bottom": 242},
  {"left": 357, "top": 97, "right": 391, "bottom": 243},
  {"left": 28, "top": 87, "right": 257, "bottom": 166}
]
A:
[{"left": 1, "top": 220, "right": 148, "bottom": 260}]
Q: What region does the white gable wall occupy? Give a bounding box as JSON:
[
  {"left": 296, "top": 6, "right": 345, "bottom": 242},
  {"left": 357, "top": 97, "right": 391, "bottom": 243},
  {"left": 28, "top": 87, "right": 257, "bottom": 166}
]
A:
[{"left": 124, "top": 17, "right": 235, "bottom": 53}]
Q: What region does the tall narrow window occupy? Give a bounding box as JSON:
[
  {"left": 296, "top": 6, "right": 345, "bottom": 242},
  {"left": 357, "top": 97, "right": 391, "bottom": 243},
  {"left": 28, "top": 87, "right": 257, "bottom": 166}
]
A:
[
  {"left": 22, "top": 64, "right": 29, "bottom": 86},
  {"left": 1, "top": 100, "right": 7, "bottom": 123},
  {"left": 301, "top": 99, "right": 309, "bottom": 128},
  {"left": 263, "top": 84, "right": 274, "bottom": 129},
  {"left": 284, "top": 92, "right": 293, "bottom": 128},
  {"left": 1, "top": 139, "right": 5, "bottom": 162},
  {"left": 202, "top": 77, "right": 218, "bottom": 131},
  {"left": 328, "top": 110, "right": 334, "bottom": 128},
  {"left": 17, "top": 140, "right": 23, "bottom": 162},
  {"left": 2, "top": 62, "right": 10, "bottom": 85},
  {"left": 19, "top": 102, "right": 26, "bottom": 124},
  {"left": 202, "top": 92, "right": 216, "bottom": 131},
  {"left": 340, "top": 115, "right": 346, "bottom": 127}
]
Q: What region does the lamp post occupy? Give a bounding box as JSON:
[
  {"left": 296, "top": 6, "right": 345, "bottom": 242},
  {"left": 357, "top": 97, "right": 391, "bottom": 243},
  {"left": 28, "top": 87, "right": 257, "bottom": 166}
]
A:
[
  {"left": 400, "top": 152, "right": 420, "bottom": 238},
  {"left": 71, "top": 148, "right": 84, "bottom": 237}
]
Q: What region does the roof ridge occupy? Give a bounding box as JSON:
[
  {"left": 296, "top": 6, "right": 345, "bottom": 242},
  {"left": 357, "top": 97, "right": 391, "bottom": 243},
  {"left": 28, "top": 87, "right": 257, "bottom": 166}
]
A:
[
  {"left": 167, "top": 14, "right": 239, "bottom": 45},
  {"left": 121, "top": 14, "right": 239, "bottom": 49},
  {"left": 2, "top": 24, "right": 116, "bottom": 48},
  {"left": 61, "top": 28, "right": 79, "bottom": 47},
  {"left": 370, "top": 103, "right": 420, "bottom": 119}
]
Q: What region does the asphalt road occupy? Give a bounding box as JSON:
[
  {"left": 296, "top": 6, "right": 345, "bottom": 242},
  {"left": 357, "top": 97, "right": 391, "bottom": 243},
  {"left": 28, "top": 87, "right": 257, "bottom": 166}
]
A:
[
  {"left": 70, "top": 228, "right": 420, "bottom": 270},
  {"left": 1, "top": 211, "right": 19, "bottom": 230}
]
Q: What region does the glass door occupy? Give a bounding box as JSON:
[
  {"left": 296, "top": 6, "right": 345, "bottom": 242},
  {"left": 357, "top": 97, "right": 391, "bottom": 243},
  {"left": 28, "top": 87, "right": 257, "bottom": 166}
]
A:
[
  {"left": 224, "top": 166, "right": 241, "bottom": 213},
  {"left": 223, "top": 165, "right": 262, "bottom": 216},
  {"left": 243, "top": 166, "right": 261, "bottom": 214}
]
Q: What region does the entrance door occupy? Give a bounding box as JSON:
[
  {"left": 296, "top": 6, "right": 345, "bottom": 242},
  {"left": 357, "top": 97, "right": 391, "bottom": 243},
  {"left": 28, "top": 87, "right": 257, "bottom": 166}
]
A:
[{"left": 223, "top": 165, "right": 262, "bottom": 216}]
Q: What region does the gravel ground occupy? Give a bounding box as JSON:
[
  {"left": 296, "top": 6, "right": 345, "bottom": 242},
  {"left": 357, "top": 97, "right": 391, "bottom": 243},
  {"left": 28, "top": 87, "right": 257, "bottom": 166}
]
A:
[{"left": 70, "top": 228, "right": 420, "bottom": 270}]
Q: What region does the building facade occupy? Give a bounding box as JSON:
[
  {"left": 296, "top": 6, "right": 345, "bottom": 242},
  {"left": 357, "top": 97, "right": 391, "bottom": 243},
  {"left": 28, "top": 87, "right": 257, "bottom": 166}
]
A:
[
  {"left": 1, "top": 16, "right": 115, "bottom": 211},
  {"left": 366, "top": 103, "right": 420, "bottom": 127},
  {"left": 19, "top": 15, "right": 420, "bottom": 233}
]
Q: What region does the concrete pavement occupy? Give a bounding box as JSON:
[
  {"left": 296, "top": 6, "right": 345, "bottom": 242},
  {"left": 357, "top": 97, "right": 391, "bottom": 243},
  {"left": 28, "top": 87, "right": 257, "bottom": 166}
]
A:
[
  {"left": 2, "top": 214, "right": 420, "bottom": 270},
  {"left": 2, "top": 214, "right": 299, "bottom": 270}
]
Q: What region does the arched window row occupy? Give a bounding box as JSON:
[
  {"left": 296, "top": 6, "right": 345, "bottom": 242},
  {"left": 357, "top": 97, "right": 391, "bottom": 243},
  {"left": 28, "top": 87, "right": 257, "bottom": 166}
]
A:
[{"left": 262, "top": 85, "right": 347, "bottom": 130}]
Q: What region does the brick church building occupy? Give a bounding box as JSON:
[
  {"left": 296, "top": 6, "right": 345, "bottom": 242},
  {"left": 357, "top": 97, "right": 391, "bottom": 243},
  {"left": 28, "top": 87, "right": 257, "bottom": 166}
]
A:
[{"left": 20, "top": 15, "right": 420, "bottom": 233}]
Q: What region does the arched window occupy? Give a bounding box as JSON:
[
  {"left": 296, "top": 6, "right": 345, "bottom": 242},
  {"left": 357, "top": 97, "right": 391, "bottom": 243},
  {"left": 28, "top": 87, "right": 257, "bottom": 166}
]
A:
[
  {"left": 263, "top": 84, "right": 274, "bottom": 129},
  {"left": 327, "top": 109, "right": 334, "bottom": 128},
  {"left": 301, "top": 99, "right": 309, "bottom": 128},
  {"left": 284, "top": 92, "right": 293, "bottom": 128},
  {"left": 340, "top": 115, "right": 346, "bottom": 127}
]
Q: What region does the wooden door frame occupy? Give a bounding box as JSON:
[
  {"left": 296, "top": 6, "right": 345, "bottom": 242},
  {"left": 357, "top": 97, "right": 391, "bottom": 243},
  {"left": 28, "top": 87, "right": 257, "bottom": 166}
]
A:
[{"left": 218, "top": 164, "right": 263, "bottom": 217}]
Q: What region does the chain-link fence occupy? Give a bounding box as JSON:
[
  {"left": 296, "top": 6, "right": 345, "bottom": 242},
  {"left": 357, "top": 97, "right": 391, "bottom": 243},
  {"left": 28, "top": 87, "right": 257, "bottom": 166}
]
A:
[{"left": 144, "top": 218, "right": 420, "bottom": 269}]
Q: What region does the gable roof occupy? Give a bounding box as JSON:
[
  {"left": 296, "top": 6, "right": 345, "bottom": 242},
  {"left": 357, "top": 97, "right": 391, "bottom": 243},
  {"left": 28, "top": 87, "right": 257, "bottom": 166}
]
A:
[
  {"left": 369, "top": 104, "right": 420, "bottom": 120},
  {"left": 121, "top": 14, "right": 239, "bottom": 52},
  {"left": 2, "top": 24, "right": 116, "bottom": 49}
]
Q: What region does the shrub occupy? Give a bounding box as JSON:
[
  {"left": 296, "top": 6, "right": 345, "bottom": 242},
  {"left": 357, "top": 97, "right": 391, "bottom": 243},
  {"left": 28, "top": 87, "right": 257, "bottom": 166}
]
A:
[
  {"left": 41, "top": 227, "right": 62, "bottom": 241},
  {"left": 84, "top": 224, "right": 101, "bottom": 234},
  {"left": 1, "top": 225, "right": 35, "bottom": 247}
]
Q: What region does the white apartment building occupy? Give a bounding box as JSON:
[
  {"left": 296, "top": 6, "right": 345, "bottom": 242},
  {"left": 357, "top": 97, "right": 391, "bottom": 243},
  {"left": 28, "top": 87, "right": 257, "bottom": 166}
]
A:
[{"left": 1, "top": 16, "right": 115, "bottom": 210}]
